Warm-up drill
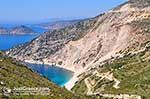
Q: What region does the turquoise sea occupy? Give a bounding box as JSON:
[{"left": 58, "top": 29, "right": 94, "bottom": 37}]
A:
[{"left": 26, "top": 63, "right": 73, "bottom": 86}]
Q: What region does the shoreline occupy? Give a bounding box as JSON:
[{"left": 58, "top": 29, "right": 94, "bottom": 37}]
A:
[
  {"left": 24, "top": 59, "right": 75, "bottom": 72},
  {"left": 65, "top": 67, "right": 86, "bottom": 90},
  {"left": 64, "top": 72, "right": 81, "bottom": 90}
]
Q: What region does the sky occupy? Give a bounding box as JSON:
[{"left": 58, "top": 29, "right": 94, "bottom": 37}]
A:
[{"left": 0, "top": 0, "right": 127, "bottom": 24}]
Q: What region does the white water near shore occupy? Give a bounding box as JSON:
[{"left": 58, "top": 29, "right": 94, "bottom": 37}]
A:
[
  {"left": 65, "top": 73, "right": 79, "bottom": 90},
  {"left": 24, "top": 59, "right": 75, "bottom": 72}
]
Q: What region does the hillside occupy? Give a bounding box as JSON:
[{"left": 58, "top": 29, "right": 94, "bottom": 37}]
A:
[
  {"left": 0, "top": 52, "right": 90, "bottom": 99},
  {"left": 7, "top": 0, "right": 150, "bottom": 98},
  {"left": 8, "top": 0, "right": 150, "bottom": 71},
  {"left": 72, "top": 42, "right": 150, "bottom": 99},
  {"left": 7, "top": 16, "right": 99, "bottom": 71}
]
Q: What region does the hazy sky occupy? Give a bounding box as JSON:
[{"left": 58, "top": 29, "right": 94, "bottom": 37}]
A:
[{"left": 0, "top": 0, "right": 127, "bottom": 24}]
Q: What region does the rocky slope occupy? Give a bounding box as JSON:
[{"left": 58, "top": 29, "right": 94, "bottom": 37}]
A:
[
  {"left": 7, "top": 17, "right": 99, "bottom": 71},
  {"left": 8, "top": 0, "right": 150, "bottom": 71},
  {"left": 72, "top": 43, "right": 150, "bottom": 99},
  {"left": 7, "top": 0, "right": 150, "bottom": 98}
]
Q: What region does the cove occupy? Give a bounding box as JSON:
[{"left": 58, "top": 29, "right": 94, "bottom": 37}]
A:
[{"left": 25, "top": 63, "right": 74, "bottom": 87}]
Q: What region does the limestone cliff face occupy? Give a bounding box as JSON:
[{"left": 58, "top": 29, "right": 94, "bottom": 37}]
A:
[{"left": 8, "top": 0, "right": 150, "bottom": 72}]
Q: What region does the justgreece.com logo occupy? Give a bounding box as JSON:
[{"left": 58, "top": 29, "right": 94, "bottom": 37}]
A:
[{"left": 0, "top": 86, "right": 51, "bottom": 96}]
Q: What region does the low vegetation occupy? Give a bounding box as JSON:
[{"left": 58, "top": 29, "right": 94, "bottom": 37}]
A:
[{"left": 0, "top": 52, "right": 91, "bottom": 99}]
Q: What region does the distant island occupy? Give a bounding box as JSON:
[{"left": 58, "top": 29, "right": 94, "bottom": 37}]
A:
[
  {"left": 0, "top": 25, "right": 35, "bottom": 35},
  {"left": 0, "top": 27, "right": 9, "bottom": 34}
]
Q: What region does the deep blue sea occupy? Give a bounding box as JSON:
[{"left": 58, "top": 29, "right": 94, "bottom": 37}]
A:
[
  {"left": 0, "top": 26, "right": 46, "bottom": 50},
  {"left": 26, "top": 63, "right": 73, "bottom": 87},
  {"left": 0, "top": 34, "right": 38, "bottom": 50}
]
